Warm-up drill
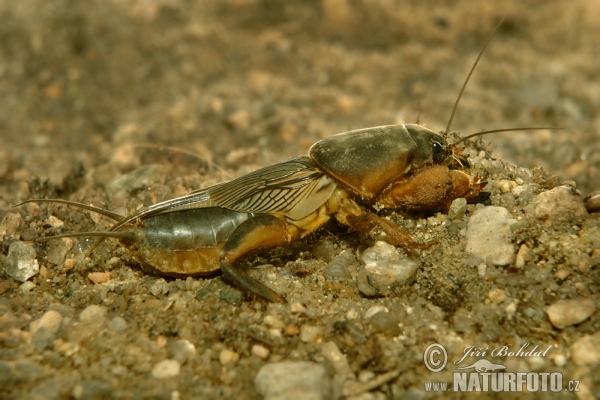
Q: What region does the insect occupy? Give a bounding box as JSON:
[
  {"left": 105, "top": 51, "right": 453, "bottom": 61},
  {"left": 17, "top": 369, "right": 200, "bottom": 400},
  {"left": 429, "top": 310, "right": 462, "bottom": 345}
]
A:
[{"left": 17, "top": 21, "right": 547, "bottom": 303}]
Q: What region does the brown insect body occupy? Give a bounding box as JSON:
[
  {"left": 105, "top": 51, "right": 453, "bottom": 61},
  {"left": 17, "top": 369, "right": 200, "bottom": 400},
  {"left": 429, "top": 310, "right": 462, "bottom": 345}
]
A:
[{"left": 20, "top": 21, "right": 535, "bottom": 303}]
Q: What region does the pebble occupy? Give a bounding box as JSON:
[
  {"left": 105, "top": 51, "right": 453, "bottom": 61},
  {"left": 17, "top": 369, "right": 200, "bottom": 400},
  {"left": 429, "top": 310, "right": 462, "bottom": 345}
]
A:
[
  {"left": 169, "top": 339, "right": 196, "bottom": 364},
  {"left": 264, "top": 315, "right": 285, "bottom": 329},
  {"left": 570, "top": 332, "right": 600, "bottom": 366},
  {"left": 88, "top": 272, "right": 112, "bottom": 284},
  {"left": 447, "top": 198, "right": 467, "bottom": 220},
  {"left": 360, "top": 241, "right": 418, "bottom": 295},
  {"left": 80, "top": 304, "right": 108, "bottom": 324},
  {"left": 322, "top": 251, "right": 355, "bottom": 281},
  {"left": 533, "top": 186, "right": 588, "bottom": 222},
  {"left": 0, "top": 212, "right": 22, "bottom": 238},
  {"left": 364, "top": 305, "right": 388, "bottom": 319},
  {"left": 108, "top": 316, "right": 128, "bottom": 331},
  {"left": 369, "top": 312, "right": 401, "bottom": 336},
  {"left": 150, "top": 278, "right": 170, "bottom": 296},
  {"left": 290, "top": 302, "right": 308, "bottom": 315},
  {"left": 72, "top": 379, "right": 113, "bottom": 399},
  {"left": 6, "top": 241, "right": 39, "bottom": 282},
  {"left": 46, "top": 237, "right": 74, "bottom": 265},
  {"left": 465, "top": 206, "right": 517, "bottom": 266},
  {"left": 19, "top": 281, "right": 36, "bottom": 293},
  {"left": 219, "top": 349, "right": 239, "bottom": 365},
  {"left": 30, "top": 310, "right": 63, "bottom": 336},
  {"left": 487, "top": 289, "right": 507, "bottom": 304},
  {"left": 252, "top": 344, "right": 270, "bottom": 359},
  {"left": 255, "top": 361, "right": 328, "bottom": 400},
  {"left": 151, "top": 359, "right": 181, "bottom": 378},
  {"left": 545, "top": 298, "right": 596, "bottom": 329},
  {"left": 300, "top": 325, "right": 324, "bottom": 343}
]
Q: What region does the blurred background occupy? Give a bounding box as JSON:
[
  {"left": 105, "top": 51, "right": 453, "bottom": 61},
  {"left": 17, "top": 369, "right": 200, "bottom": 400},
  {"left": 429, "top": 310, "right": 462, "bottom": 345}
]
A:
[{"left": 0, "top": 0, "right": 598, "bottom": 207}]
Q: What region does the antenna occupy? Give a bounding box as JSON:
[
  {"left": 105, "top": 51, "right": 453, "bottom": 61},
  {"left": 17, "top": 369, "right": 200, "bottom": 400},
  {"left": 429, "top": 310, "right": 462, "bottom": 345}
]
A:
[{"left": 444, "top": 18, "right": 505, "bottom": 137}]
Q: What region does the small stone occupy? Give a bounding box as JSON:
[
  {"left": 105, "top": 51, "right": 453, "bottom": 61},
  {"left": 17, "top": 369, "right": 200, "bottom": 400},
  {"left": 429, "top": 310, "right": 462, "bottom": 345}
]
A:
[
  {"left": 30, "top": 310, "right": 63, "bottom": 336},
  {"left": 46, "top": 237, "right": 74, "bottom": 265},
  {"left": 360, "top": 241, "right": 418, "bottom": 295},
  {"left": 80, "top": 305, "right": 107, "bottom": 324},
  {"left": 219, "top": 349, "right": 239, "bottom": 365},
  {"left": 300, "top": 325, "right": 324, "bottom": 343},
  {"left": 514, "top": 244, "right": 529, "bottom": 268},
  {"left": 465, "top": 206, "right": 517, "bottom": 266},
  {"left": 290, "top": 302, "right": 308, "bottom": 314},
  {"left": 152, "top": 359, "right": 180, "bottom": 379},
  {"left": 487, "top": 289, "right": 506, "bottom": 304},
  {"left": 88, "top": 272, "right": 112, "bottom": 284},
  {"left": 321, "top": 341, "right": 352, "bottom": 379},
  {"left": 571, "top": 332, "right": 600, "bottom": 366},
  {"left": 108, "top": 316, "right": 128, "bottom": 331},
  {"left": 255, "top": 361, "right": 328, "bottom": 400},
  {"left": 364, "top": 305, "right": 388, "bottom": 319},
  {"left": 45, "top": 215, "right": 65, "bottom": 229},
  {"left": 554, "top": 269, "right": 569, "bottom": 280},
  {"left": 150, "top": 278, "right": 169, "bottom": 296},
  {"left": 369, "top": 312, "right": 401, "bottom": 336},
  {"left": 72, "top": 379, "right": 112, "bottom": 399},
  {"left": 264, "top": 315, "right": 285, "bottom": 329},
  {"left": 546, "top": 298, "right": 595, "bottom": 329},
  {"left": 0, "top": 212, "right": 22, "bottom": 238},
  {"left": 169, "top": 340, "right": 196, "bottom": 364},
  {"left": 19, "top": 281, "right": 36, "bottom": 293},
  {"left": 284, "top": 325, "right": 299, "bottom": 336},
  {"left": 346, "top": 309, "right": 358, "bottom": 320},
  {"left": 533, "top": 186, "right": 588, "bottom": 222},
  {"left": 6, "top": 241, "right": 39, "bottom": 282},
  {"left": 447, "top": 198, "right": 467, "bottom": 220},
  {"left": 252, "top": 344, "right": 270, "bottom": 359},
  {"left": 62, "top": 258, "right": 78, "bottom": 272}
]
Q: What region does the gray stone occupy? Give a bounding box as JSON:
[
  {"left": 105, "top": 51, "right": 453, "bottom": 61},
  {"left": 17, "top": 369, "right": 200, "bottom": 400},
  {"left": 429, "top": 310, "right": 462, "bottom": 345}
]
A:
[
  {"left": 6, "top": 241, "right": 39, "bottom": 282},
  {"left": 255, "top": 361, "right": 329, "bottom": 400},
  {"left": 360, "top": 241, "right": 418, "bottom": 295},
  {"left": 107, "top": 316, "right": 128, "bottom": 331},
  {"left": 106, "top": 164, "right": 167, "bottom": 197},
  {"left": 448, "top": 198, "right": 467, "bottom": 220},
  {"left": 465, "top": 206, "right": 517, "bottom": 266},
  {"left": 46, "top": 238, "right": 74, "bottom": 265}
]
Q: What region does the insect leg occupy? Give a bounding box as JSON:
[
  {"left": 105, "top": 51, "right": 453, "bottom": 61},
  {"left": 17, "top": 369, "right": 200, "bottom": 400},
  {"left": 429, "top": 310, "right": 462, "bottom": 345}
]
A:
[
  {"left": 220, "top": 214, "right": 297, "bottom": 303},
  {"left": 334, "top": 198, "right": 433, "bottom": 249}
]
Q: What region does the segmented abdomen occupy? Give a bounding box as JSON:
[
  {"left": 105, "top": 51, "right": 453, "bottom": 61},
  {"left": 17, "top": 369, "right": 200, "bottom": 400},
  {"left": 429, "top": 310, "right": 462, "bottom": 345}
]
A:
[{"left": 121, "top": 208, "right": 250, "bottom": 276}]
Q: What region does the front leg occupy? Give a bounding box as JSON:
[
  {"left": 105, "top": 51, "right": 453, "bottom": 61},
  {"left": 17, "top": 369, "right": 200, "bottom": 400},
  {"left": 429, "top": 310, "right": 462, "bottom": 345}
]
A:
[{"left": 335, "top": 197, "right": 432, "bottom": 249}]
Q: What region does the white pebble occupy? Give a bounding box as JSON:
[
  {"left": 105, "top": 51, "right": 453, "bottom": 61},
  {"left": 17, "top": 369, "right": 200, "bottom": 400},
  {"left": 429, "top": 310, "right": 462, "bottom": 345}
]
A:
[
  {"left": 219, "top": 349, "right": 239, "bottom": 365},
  {"left": 6, "top": 241, "right": 39, "bottom": 282},
  {"left": 545, "top": 298, "right": 595, "bottom": 329},
  {"left": 252, "top": 344, "right": 270, "bottom": 359},
  {"left": 255, "top": 361, "right": 328, "bottom": 400},
  {"left": 300, "top": 325, "right": 324, "bottom": 343},
  {"left": 465, "top": 206, "right": 517, "bottom": 266},
  {"left": 152, "top": 359, "right": 180, "bottom": 379},
  {"left": 364, "top": 305, "right": 388, "bottom": 320},
  {"left": 30, "top": 310, "right": 63, "bottom": 336},
  {"left": 80, "top": 305, "right": 107, "bottom": 324}
]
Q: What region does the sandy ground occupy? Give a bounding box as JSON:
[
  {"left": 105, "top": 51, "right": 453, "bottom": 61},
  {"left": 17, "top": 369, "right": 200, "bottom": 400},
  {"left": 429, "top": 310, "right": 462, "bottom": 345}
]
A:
[{"left": 1, "top": 1, "right": 599, "bottom": 399}]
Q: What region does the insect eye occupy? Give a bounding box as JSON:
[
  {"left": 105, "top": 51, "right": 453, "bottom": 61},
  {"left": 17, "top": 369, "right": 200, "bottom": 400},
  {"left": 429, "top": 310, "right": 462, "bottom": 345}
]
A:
[{"left": 432, "top": 141, "right": 447, "bottom": 163}]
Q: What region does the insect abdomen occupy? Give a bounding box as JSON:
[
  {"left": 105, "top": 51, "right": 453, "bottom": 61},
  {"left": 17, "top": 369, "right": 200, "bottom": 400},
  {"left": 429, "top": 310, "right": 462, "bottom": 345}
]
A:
[{"left": 121, "top": 208, "right": 251, "bottom": 276}]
